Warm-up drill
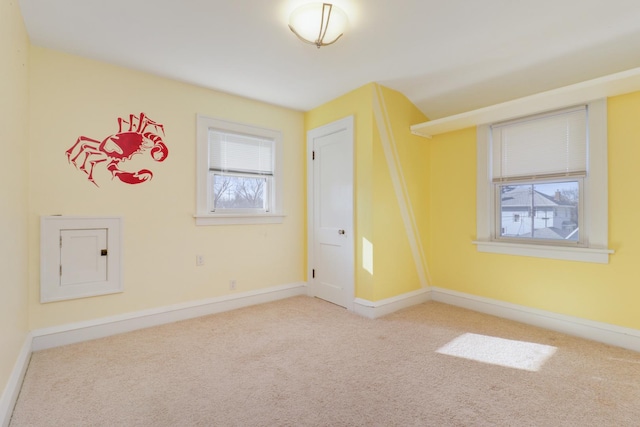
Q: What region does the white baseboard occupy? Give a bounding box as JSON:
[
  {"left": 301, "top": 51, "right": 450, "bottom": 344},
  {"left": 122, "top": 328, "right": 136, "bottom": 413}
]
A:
[
  {"left": 3, "top": 283, "right": 306, "bottom": 424},
  {"left": 11, "top": 282, "right": 639, "bottom": 427},
  {"left": 431, "top": 287, "right": 640, "bottom": 353},
  {"left": 0, "top": 334, "right": 32, "bottom": 427},
  {"left": 31, "top": 282, "right": 307, "bottom": 351},
  {"left": 354, "top": 288, "right": 430, "bottom": 319}
]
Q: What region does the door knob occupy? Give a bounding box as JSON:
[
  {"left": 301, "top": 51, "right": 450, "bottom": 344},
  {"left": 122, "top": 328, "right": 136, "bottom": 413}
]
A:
[{"left": 338, "top": 229, "right": 346, "bottom": 235}]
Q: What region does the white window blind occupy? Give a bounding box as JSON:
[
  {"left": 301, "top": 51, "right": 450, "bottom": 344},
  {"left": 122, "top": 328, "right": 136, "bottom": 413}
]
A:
[
  {"left": 491, "top": 106, "right": 587, "bottom": 182},
  {"left": 209, "top": 130, "right": 274, "bottom": 176}
]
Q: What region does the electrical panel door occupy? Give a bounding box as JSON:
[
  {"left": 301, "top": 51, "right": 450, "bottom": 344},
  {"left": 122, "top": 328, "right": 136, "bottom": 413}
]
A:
[
  {"left": 41, "top": 216, "right": 122, "bottom": 303},
  {"left": 60, "top": 228, "right": 108, "bottom": 286}
]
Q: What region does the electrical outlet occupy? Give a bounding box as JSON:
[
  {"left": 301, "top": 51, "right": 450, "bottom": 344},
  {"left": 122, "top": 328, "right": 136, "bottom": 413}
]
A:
[
  {"left": 196, "top": 255, "right": 204, "bottom": 266},
  {"left": 229, "top": 279, "right": 237, "bottom": 290}
]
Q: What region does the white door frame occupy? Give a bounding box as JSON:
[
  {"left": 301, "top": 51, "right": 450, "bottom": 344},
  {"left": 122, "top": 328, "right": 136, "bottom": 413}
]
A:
[{"left": 306, "top": 116, "right": 355, "bottom": 310}]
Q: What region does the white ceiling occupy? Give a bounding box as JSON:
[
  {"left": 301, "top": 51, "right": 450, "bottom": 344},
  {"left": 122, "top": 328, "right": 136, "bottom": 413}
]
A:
[{"left": 18, "top": 0, "right": 640, "bottom": 119}]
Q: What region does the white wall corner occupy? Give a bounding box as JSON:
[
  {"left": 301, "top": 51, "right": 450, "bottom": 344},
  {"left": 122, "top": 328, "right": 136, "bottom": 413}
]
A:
[
  {"left": 0, "top": 333, "right": 32, "bottom": 427},
  {"left": 430, "top": 287, "right": 640, "bottom": 353},
  {"left": 353, "top": 288, "right": 431, "bottom": 319},
  {"left": 31, "top": 282, "right": 307, "bottom": 351}
]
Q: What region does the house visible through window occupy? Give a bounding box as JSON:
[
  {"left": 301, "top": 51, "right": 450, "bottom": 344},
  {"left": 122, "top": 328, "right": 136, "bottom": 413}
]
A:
[
  {"left": 475, "top": 99, "right": 612, "bottom": 263},
  {"left": 500, "top": 182, "right": 579, "bottom": 241},
  {"left": 195, "top": 115, "right": 284, "bottom": 225}
]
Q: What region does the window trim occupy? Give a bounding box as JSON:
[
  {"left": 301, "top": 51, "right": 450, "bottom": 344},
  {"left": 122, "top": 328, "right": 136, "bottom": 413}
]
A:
[
  {"left": 474, "top": 99, "right": 613, "bottom": 263},
  {"left": 195, "top": 115, "right": 284, "bottom": 226}
]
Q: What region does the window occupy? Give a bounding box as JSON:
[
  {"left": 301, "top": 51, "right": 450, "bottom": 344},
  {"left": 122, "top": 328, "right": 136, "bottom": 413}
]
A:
[
  {"left": 195, "top": 115, "right": 284, "bottom": 225},
  {"left": 475, "top": 99, "right": 613, "bottom": 263},
  {"left": 493, "top": 106, "right": 585, "bottom": 245},
  {"left": 209, "top": 131, "right": 273, "bottom": 212}
]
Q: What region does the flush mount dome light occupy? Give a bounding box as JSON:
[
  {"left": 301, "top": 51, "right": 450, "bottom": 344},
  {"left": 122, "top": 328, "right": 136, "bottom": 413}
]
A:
[{"left": 288, "top": 3, "right": 348, "bottom": 48}]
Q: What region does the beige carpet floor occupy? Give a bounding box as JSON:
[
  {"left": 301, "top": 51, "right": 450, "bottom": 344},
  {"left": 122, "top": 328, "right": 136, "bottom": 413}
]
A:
[{"left": 10, "top": 296, "right": 640, "bottom": 426}]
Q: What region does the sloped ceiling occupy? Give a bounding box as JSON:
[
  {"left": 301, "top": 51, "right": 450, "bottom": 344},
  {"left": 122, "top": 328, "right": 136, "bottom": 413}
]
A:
[{"left": 18, "top": 0, "right": 640, "bottom": 119}]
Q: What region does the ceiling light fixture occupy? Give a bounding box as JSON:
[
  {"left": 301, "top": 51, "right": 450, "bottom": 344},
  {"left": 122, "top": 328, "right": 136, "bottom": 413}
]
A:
[{"left": 288, "top": 3, "right": 348, "bottom": 49}]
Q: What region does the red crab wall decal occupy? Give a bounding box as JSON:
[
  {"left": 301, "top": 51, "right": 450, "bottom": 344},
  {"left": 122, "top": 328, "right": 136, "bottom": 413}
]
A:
[{"left": 66, "top": 113, "right": 169, "bottom": 186}]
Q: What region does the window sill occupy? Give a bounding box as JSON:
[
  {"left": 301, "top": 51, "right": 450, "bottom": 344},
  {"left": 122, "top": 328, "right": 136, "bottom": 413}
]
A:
[
  {"left": 472, "top": 240, "right": 614, "bottom": 264},
  {"left": 195, "top": 213, "right": 285, "bottom": 226}
]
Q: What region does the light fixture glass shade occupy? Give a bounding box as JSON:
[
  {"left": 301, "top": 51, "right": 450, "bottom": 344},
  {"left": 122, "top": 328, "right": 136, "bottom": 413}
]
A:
[{"left": 289, "top": 3, "right": 348, "bottom": 48}]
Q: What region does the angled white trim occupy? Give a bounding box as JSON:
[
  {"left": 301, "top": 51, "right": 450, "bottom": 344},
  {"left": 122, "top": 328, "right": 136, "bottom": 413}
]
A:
[
  {"left": 431, "top": 287, "right": 640, "bottom": 353},
  {"left": 31, "top": 282, "right": 307, "bottom": 351},
  {"left": 372, "top": 84, "right": 431, "bottom": 287},
  {"left": 354, "top": 288, "right": 431, "bottom": 319},
  {"left": 0, "top": 334, "right": 32, "bottom": 427}
]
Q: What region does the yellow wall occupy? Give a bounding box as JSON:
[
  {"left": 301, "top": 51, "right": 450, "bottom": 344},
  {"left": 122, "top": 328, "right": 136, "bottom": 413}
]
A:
[
  {"left": 27, "top": 47, "right": 306, "bottom": 329},
  {"left": 306, "top": 80, "right": 640, "bottom": 330},
  {"left": 0, "top": 0, "right": 30, "bottom": 398},
  {"left": 305, "top": 84, "right": 430, "bottom": 302},
  {"left": 429, "top": 92, "right": 640, "bottom": 330},
  {"left": 371, "top": 85, "right": 431, "bottom": 300},
  {"left": 305, "top": 84, "right": 375, "bottom": 299}
]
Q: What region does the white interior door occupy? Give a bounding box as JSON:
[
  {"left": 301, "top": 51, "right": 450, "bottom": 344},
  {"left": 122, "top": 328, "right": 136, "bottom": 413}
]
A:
[{"left": 307, "top": 116, "right": 354, "bottom": 309}]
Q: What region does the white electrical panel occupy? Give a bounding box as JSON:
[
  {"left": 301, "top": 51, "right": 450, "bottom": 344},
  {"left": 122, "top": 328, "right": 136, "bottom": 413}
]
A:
[
  {"left": 60, "top": 228, "right": 108, "bottom": 286},
  {"left": 40, "top": 216, "right": 123, "bottom": 303}
]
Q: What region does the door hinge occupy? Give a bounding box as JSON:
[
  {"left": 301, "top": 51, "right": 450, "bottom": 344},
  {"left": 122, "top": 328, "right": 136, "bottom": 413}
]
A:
[
  {"left": 60, "top": 236, "right": 62, "bottom": 248},
  {"left": 312, "top": 269, "right": 315, "bottom": 278},
  {"left": 59, "top": 264, "right": 62, "bottom": 277},
  {"left": 312, "top": 150, "right": 315, "bottom": 160}
]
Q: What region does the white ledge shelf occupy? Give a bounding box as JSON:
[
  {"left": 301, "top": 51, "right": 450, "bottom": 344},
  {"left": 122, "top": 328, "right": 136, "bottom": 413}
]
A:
[
  {"left": 472, "top": 240, "right": 614, "bottom": 264},
  {"left": 194, "top": 213, "right": 285, "bottom": 226},
  {"left": 411, "top": 67, "right": 640, "bottom": 138}
]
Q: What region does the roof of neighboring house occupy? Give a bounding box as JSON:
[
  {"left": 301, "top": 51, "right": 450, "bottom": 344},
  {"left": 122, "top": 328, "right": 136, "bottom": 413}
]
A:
[
  {"left": 515, "top": 227, "right": 578, "bottom": 240},
  {"left": 501, "top": 187, "right": 574, "bottom": 208}
]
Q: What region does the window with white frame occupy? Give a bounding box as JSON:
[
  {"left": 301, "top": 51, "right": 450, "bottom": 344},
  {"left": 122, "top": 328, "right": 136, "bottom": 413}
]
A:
[
  {"left": 475, "top": 99, "right": 613, "bottom": 263},
  {"left": 195, "top": 115, "right": 284, "bottom": 225}
]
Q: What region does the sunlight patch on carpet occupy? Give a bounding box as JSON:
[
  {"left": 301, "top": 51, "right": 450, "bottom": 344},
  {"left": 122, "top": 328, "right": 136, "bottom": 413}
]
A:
[{"left": 436, "top": 333, "right": 557, "bottom": 372}]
